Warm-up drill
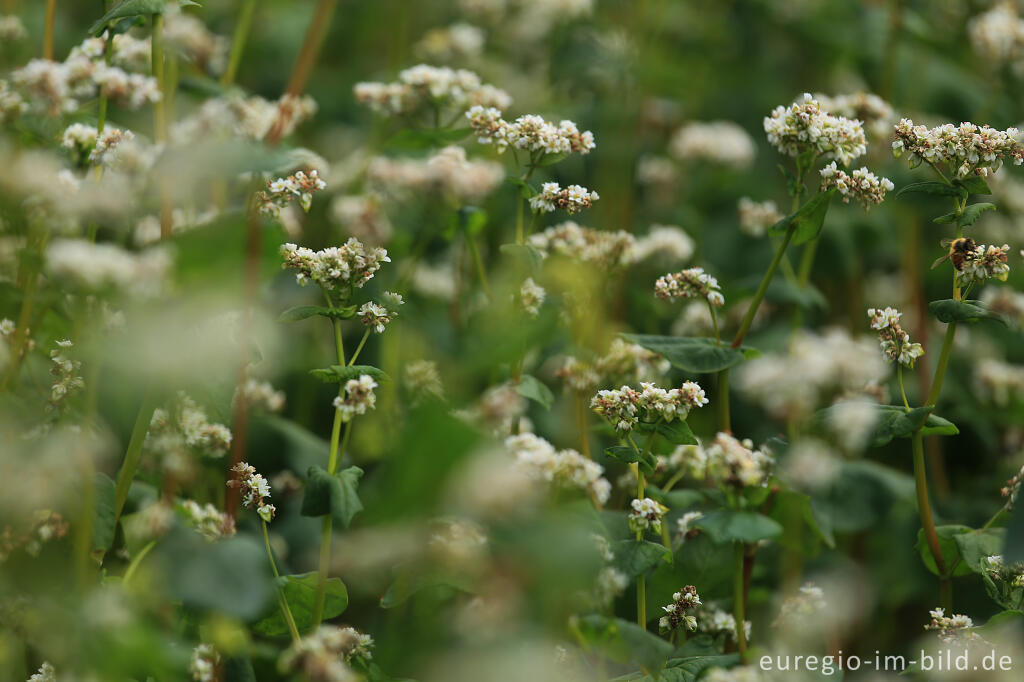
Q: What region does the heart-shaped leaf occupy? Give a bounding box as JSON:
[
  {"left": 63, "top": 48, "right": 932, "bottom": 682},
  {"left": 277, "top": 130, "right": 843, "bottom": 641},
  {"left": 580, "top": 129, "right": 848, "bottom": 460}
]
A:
[
  {"left": 309, "top": 365, "right": 389, "bottom": 384},
  {"left": 251, "top": 572, "right": 348, "bottom": 637},
  {"left": 516, "top": 374, "right": 554, "bottom": 410},
  {"left": 301, "top": 465, "right": 364, "bottom": 528},
  {"left": 621, "top": 335, "right": 758, "bottom": 374},
  {"left": 929, "top": 299, "right": 1006, "bottom": 326},
  {"left": 279, "top": 305, "right": 358, "bottom": 322}
]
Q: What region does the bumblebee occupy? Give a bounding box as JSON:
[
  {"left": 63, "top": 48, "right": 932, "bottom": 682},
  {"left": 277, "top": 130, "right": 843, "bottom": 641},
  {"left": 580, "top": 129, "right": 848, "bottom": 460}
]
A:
[{"left": 931, "top": 236, "right": 976, "bottom": 271}]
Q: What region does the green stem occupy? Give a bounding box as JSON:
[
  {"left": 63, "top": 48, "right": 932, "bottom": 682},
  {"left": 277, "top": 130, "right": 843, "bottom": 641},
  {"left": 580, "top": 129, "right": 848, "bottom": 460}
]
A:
[
  {"left": 467, "top": 232, "right": 492, "bottom": 300},
  {"left": 661, "top": 468, "right": 685, "bottom": 494},
  {"left": 263, "top": 520, "right": 301, "bottom": 643},
  {"left": 43, "top": 0, "right": 56, "bottom": 59},
  {"left": 151, "top": 13, "right": 166, "bottom": 142},
  {"left": 348, "top": 330, "right": 370, "bottom": 366},
  {"left": 913, "top": 430, "right": 951, "bottom": 610},
  {"left": 515, "top": 191, "right": 525, "bottom": 245},
  {"left": 898, "top": 365, "right": 910, "bottom": 411},
  {"left": 732, "top": 224, "right": 795, "bottom": 349},
  {"left": 925, "top": 322, "right": 957, "bottom": 408},
  {"left": 112, "top": 389, "right": 158, "bottom": 525},
  {"left": 708, "top": 301, "right": 721, "bottom": 346},
  {"left": 221, "top": 0, "right": 257, "bottom": 86},
  {"left": 122, "top": 540, "right": 155, "bottom": 585},
  {"left": 733, "top": 543, "right": 748, "bottom": 661}
]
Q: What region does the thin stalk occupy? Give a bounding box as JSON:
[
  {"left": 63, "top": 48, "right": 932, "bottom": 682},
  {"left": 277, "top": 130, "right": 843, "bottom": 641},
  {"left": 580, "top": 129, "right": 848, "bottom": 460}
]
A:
[
  {"left": 913, "top": 431, "right": 951, "bottom": 610},
  {"left": 43, "top": 0, "right": 56, "bottom": 59},
  {"left": 1, "top": 231, "right": 48, "bottom": 391},
  {"left": 717, "top": 369, "right": 730, "bottom": 433},
  {"left": 112, "top": 389, "right": 158, "bottom": 525},
  {"left": 221, "top": 0, "right": 257, "bottom": 86},
  {"left": 151, "top": 14, "right": 166, "bottom": 142},
  {"left": 733, "top": 543, "right": 748, "bottom": 660},
  {"left": 925, "top": 323, "right": 957, "bottom": 407},
  {"left": 348, "top": 329, "right": 370, "bottom": 366},
  {"left": 467, "top": 232, "right": 492, "bottom": 300},
  {"left": 897, "top": 365, "right": 910, "bottom": 411},
  {"left": 633, "top": 461, "right": 647, "bottom": 629},
  {"left": 263, "top": 520, "right": 301, "bottom": 643},
  {"left": 707, "top": 301, "right": 721, "bottom": 346},
  {"left": 515, "top": 191, "right": 525, "bottom": 244},
  {"left": 732, "top": 224, "right": 795, "bottom": 349},
  {"left": 122, "top": 540, "right": 155, "bottom": 586},
  {"left": 575, "top": 393, "right": 590, "bottom": 459},
  {"left": 74, "top": 457, "right": 96, "bottom": 589},
  {"left": 661, "top": 468, "right": 685, "bottom": 494}
]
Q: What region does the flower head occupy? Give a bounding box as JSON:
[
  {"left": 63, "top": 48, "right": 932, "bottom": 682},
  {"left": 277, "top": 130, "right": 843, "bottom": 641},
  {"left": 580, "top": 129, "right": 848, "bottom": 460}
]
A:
[
  {"left": 227, "top": 462, "right": 276, "bottom": 522},
  {"left": 590, "top": 381, "right": 707, "bottom": 432},
  {"left": 356, "top": 65, "right": 510, "bottom": 118},
  {"left": 629, "top": 497, "right": 668, "bottom": 534},
  {"left": 280, "top": 239, "right": 391, "bottom": 295},
  {"left": 819, "top": 161, "right": 894, "bottom": 209},
  {"left": 258, "top": 170, "right": 326, "bottom": 217},
  {"left": 654, "top": 267, "right": 724, "bottom": 307},
  {"left": 333, "top": 375, "right": 378, "bottom": 422},
  {"left": 764, "top": 93, "right": 867, "bottom": 166},
  {"left": 529, "top": 182, "right": 599, "bottom": 215},
  {"left": 466, "top": 106, "right": 595, "bottom": 157},
  {"left": 893, "top": 118, "right": 1024, "bottom": 177},
  {"left": 658, "top": 585, "right": 702, "bottom": 633},
  {"left": 868, "top": 307, "right": 924, "bottom": 367}
]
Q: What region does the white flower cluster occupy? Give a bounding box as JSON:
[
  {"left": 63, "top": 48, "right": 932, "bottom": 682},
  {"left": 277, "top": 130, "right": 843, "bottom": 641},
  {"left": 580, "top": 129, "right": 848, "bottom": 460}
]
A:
[
  {"left": 331, "top": 194, "right": 392, "bottom": 247},
  {"left": 654, "top": 267, "right": 724, "bottom": 307},
  {"left": 669, "top": 121, "right": 756, "bottom": 169},
  {"left": 280, "top": 239, "right": 391, "bottom": 294},
  {"left": 629, "top": 497, "right": 668, "bottom": 535},
  {"left": 773, "top": 583, "right": 827, "bottom": 626},
  {"left": 466, "top": 106, "right": 595, "bottom": 156},
  {"left": 594, "top": 566, "right": 629, "bottom": 608},
  {"left": 1002, "top": 465, "right": 1024, "bottom": 511},
  {"left": 111, "top": 33, "right": 152, "bottom": 71},
  {"left": 673, "top": 433, "right": 772, "bottom": 489},
  {"left": 190, "top": 643, "right": 220, "bottom": 682},
  {"left": 0, "top": 511, "right": 68, "bottom": 562},
  {"left": 815, "top": 92, "right": 895, "bottom": 140},
  {"left": 258, "top": 170, "right": 327, "bottom": 218},
  {"left": 528, "top": 221, "right": 635, "bottom": 268},
  {"left": 630, "top": 225, "right": 695, "bottom": 264},
  {"left": 45, "top": 239, "right": 171, "bottom": 296},
  {"left": 47, "top": 339, "right": 84, "bottom": 414},
  {"left": 147, "top": 392, "right": 233, "bottom": 460},
  {"left": 591, "top": 381, "right": 708, "bottom": 432},
  {"left": 181, "top": 500, "right": 234, "bottom": 541},
  {"left": 459, "top": 382, "right": 527, "bottom": 435},
  {"left": 172, "top": 93, "right": 317, "bottom": 143},
  {"left": 969, "top": 3, "right": 1024, "bottom": 71},
  {"left": 528, "top": 182, "right": 599, "bottom": 214},
  {"left": 0, "top": 14, "right": 26, "bottom": 41},
  {"left": 358, "top": 291, "right": 404, "bottom": 333},
  {"left": 60, "top": 123, "right": 136, "bottom": 167},
  {"left": 460, "top": 0, "right": 593, "bottom": 42},
  {"left": 764, "top": 93, "right": 867, "bottom": 166},
  {"left": 355, "top": 65, "right": 511, "bottom": 117},
  {"left": 736, "top": 328, "right": 887, "bottom": 421},
  {"left": 697, "top": 605, "right": 751, "bottom": 643},
  {"left": 27, "top": 662, "right": 56, "bottom": 682},
  {"left": 557, "top": 339, "right": 669, "bottom": 393},
  {"left": 505, "top": 433, "right": 611, "bottom": 505},
  {"left": 819, "top": 161, "right": 894, "bottom": 209},
  {"left": 0, "top": 79, "right": 27, "bottom": 124},
  {"left": 164, "top": 5, "right": 230, "bottom": 75},
  {"left": 227, "top": 461, "right": 276, "bottom": 522},
  {"left": 925, "top": 608, "right": 979, "bottom": 644},
  {"left": 403, "top": 359, "right": 445, "bottom": 404},
  {"left": 676, "top": 510, "right": 704, "bottom": 538},
  {"left": 957, "top": 243, "right": 1011, "bottom": 286},
  {"left": 234, "top": 379, "right": 286, "bottom": 413},
  {"left": 415, "top": 22, "right": 486, "bottom": 62},
  {"left": 518, "top": 277, "right": 546, "bottom": 317},
  {"left": 278, "top": 625, "right": 373, "bottom": 682},
  {"left": 984, "top": 554, "right": 1024, "bottom": 587},
  {"left": 333, "top": 375, "right": 378, "bottom": 423},
  {"left": 893, "top": 118, "right": 1024, "bottom": 178},
  {"left": 738, "top": 198, "right": 783, "bottom": 238},
  {"left": 659, "top": 586, "right": 701, "bottom": 633},
  {"left": 367, "top": 146, "right": 504, "bottom": 203},
  {"left": 868, "top": 306, "right": 924, "bottom": 368}
]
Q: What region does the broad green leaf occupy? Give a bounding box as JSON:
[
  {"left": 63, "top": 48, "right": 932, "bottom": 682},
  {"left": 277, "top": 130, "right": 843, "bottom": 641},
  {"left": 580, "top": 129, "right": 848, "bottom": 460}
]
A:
[
  {"left": 577, "top": 615, "right": 674, "bottom": 672},
  {"left": 816, "top": 404, "right": 956, "bottom": 447},
  {"left": 633, "top": 420, "right": 698, "bottom": 446},
  {"left": 516, "top": 374, "right": 554, "bottom": 410},
  {"left": 953, "top": 528, "right": 1005, "bottom": 573},
  {"left": 768, "top": 490, "right": 835, "bottom": 554},
  {"left": 896, "top": 181, "right": 966, "bottom": 199},
  {"left": 605, "top": 445, "right": 640, "bottom": 463},
  {"left": 309, "top": 365, "right": 390, "bottom": 384},
  {"left": 89, "top": 0, "right": 199, "bottom": 35},
  {"left": 92, "top": 472, "right": 117, "bottom": 552},
  {"left": 499, "top": 243, "right": 544, "bottom": 271},
  {"left": 929, "top": 299, "right": 1006, "bottom": 326},
  {"left": 301, "top": 465, "right": 364, "bottom": 528},
  {"left": 695, "top": 510, "right": 783, "bottom": 544},
  {"left": 223, "top": 657, "right": 257, "bottom": 682},
  {"left": 621, "top": 654, "right": 742, "bottom": 682},
  {"left": 770, "top": 190, "right": 835, "bottom": 245},
  {"left": 957, "top": 175, "right": 992, "bottom": 196},
  {"left": 916, "top": 525, "right": 974, "bottom": 577},
  {"left": 538, "top": 151, "right": 569, "bottom": 166},
  {"left": 251, "top": 572, "right": 348, "bottom": 637},
  {"left": 980, "top": 610, "right": 1024, "bottom": 636},
  {"left": 612, "top": 540, "right": 671, "bottom": 577},
  {"left": 379, "top": 566, "right": 475, "bottom": 608},
  {"left": 956, "top": 202, "right": 996, "bottom": 227},
  {"left": 765, "top": 278, "right": 827, "bottom": 310},
  {"left": 279, "top": 305, "right": 357, "bottom": 322},
  {"left": 384, "top": 127, "right": 471, "bottom": 150},
  {"left": 621, "top": 334, "right": 758, "bottom": 374},
  {"left": 920, "top": 413, "right": 959, "bottom": 437}
]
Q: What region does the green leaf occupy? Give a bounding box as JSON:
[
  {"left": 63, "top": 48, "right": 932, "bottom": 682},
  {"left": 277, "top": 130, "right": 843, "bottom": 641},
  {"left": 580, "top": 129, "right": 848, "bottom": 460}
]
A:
[
  {"left": 956, "top": 202, "right": 996, "bottom": 227},
  {"left": 622, "top": 654, "right": 742, "bottom": 682},
  {"left": 499, "top": 243, "right": 544, "bottom": 271},
  {"left": 957, "top": 175, "right": 992, "bottom": 196},
  {"left": 384, "top": 127, "right": 471, "bottom": 151},
  {"left": 929, "top": 299, "right": 1006, "bottom": 326},
  {"left": 916, "top": 525, "right": 974, "bottom": 577},
  {"left": 577, "top": 615, "right": 674, "bottom": 672},
  {"left": 621, "top": 334, "right": 758, "bottom": 374},
  {"left": 516, "top": 374, "right": 554, "bottom": 410},
  {"left": 379, "top": 566, "right": 475, "bottom": 608},
  {"left": 223, "top": 656, "right": 257, "bottom": 682},
  {"left": 655, "top": 421, "right": 698, "bottom": 445},
  {"left": 1006, "top": 505, "right": 1024, "bottom": 564},
  {"left": 92, "top": 473, "right": 117, "bottom": 552},
  {"left": 695, "top": 510, "right": 783, "bottom": 544},
  {"left": 953, "top": 528, "right": 1005, "bottom": 573},
  {"left": 613, "top": 540, "right": 671, "bottom": 577},
  {"left": 301, "top": 465, "right": 364, "bottom": 528},
  {"left": 251, "top": 572, "right": 348, "bottom": 637},
  {"left": 770, "top": 190, "right": 835, "bottom": 246},
  {"left": 279, "top": 305, "right": 358, "bottom": 322},
  {"left": 896, "top": 181, "right": 966, "bottom": 199},
  {"left": 89, "top": 0, "right": 199, "bottom": 35},
  {"left": 605, "top": 445, "right": 640, "bottom": 463},
  {"left": 507, "top": 176, "right": 538, "bottom": 198},
  {"left": 817, "top": 404, "right": 956, "bottom": 448},
  {"left": 538, "top": 151, "right": 569, "bottom": 167},
  {"left": 921, "top": 413, "right": 960, "bottom": 437},
  {"left": 309, "top": 365, "right": 390, "bottom": 384},
  {"left": 768, "top": 490, "right": 835, "bottom": 554},
  {"left": 456, "top": 206, "right": 487, "bottom": 236}
]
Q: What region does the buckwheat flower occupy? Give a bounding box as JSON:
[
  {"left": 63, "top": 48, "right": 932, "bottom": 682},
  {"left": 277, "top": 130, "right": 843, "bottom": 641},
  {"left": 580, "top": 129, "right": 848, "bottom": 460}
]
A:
[
  {"left": 47, "top": 338, "right": 84, "bottom": 413},
  {"left": 258, "top": 170, "right": 327, "bottom": 217},
  {"left": 358, "top": 292, "right": 403, "bottom": 334},
  {"left": 868, "top": 306, "right": 924, "bottom": 367},
  {"left": 90, "top": 126, "right": 135, "bottom": 166},
  {"left": 528, "top": 221, "right": 635, "bottom": 268},
  {"left": 190, "top": 643, "right": 220, "bottom": 682},
  {"left": 595, "top": 339, "right": 670, "bottom": 383},
  {"left": 592, "top": 533, "right": 614, "bottom": 562},
  {"left": 676, "top": 510, "right": 704, "bottom": 538},
  {"left": 738, "top": 198, "right": 783, "bottom": 238},
  {"left": 697, "top": 606, "right": 751, "bottom": 643},
  {"left": 164, "top": 5, "right": 229, "bottom": 75},
  {"left": 669, "top": 121, "right": 755, "bottom": 169},
  {"left": 594, "top": 566, "right": 628, "bottom": 608},
  {"left": 0, "top": 15, "right": 26, "bottom": 41},
  {"left": 227, "top": 462, "right": 276, "bottom": 522},
  {"left": 958, "top": 243, "right": 1011, "bottom": 286},
  {"left": 704, "top": 432, "right": 773, "bottom": 489},
  {"left": 333, "top": 375, "right": 378, "bottom": 423},
  {"left": 658, "top": 585, "right": 701, "bottom": 633},
  {"left": 45, "top": 239, "right": 171, "bottom": 296},
  {"left": 628, "top": 497, "right": 668, "bottom": 534},
  {"left": 280, "top": 239, "right": 391, "bottom": 295},
  {"left": 630, "top": 225, "right": 695, "bottom": 264},
  {"left": 278, "top": 625, "right": 365, "bottom": 682},
  {"left": 355, "top": 65, "right": 510, "bottom": 118},
  {"left": 178, "top": 394, "right": 232, "bottom": 455},
  {"left": 181, "top": 500, "right": 234, "bottom": 541},
  {"left": 764, "top": 93, "right": 868, "bottom": 166},
  {"left": 773, "top": 582, "right": 827, "bottom": 627},
  {"left": 27, "top": 662, "right": 56, "bottom": 682},
  {"left": 61, "top": 122, "right": 99, "bottom": 164},
  {"left": 233, "top": 378, "right": 286, "bottom": 414},
  {"left": 820, "top": 161, "right": 894, "bottom": 208},
  {"left": 969, "top": 3, "right": 1024, "bottom": 68},
  {"left": 1002, "top": 465, "right": 1024, "bottom": 510},
  {"left": 111, "top": 33, "right": 152, "bottom": 71},
  {"left": 925, "top": 608, "right": 980, "bottom": 644},
  {"left": 815, "top": 92, "right": 896, "bottom": 141},
  {"left": 465, "top": 106, "right": 595, "bottom": 156},
  {"left": 458, "top": 382, "right": 528, "bottom": 435},
  {"left": 415, "top": 22, "right": 486, "bottom": 61},
  {"left": 519, "top": 277, "right": 546, "bottom": 317},
  {"left": 529, "top": 182, "right": 599, "bottom": 214},
  {"left": 505, "top": 433, "right": 611, "bottom": 505},
  {"left": 893, "top": 118, "right": 1024, "bottom": 177},
  {"left": 92, "top": 63, "right": 161, "bottom": 109},
  {"left": 404, "top": 359, "right": 445, "bottom": 404},
  {"left": 11, "top": 59, "right": 73, "bottom": 115},
  {"left": 0, "top": 79, "right": 27, "bottom": 124},
  {"left": 984, "top": 554, "right": 1024, "bottom": 587},
  {"left": 654, "top": 267, "right": 724, "bottom": 307}
]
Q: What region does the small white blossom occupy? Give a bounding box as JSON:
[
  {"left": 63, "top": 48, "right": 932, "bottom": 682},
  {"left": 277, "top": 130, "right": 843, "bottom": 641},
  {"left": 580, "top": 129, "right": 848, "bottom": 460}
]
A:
[{"left": 333, "top": 375, "right": 378, "bottom": 423}]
